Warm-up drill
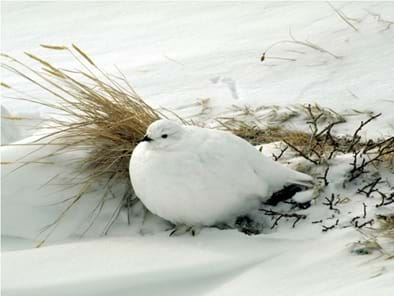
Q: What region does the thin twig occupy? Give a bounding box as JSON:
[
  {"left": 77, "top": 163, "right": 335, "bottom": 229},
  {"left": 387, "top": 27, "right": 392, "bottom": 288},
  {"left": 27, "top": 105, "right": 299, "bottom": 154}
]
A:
[{"left": 328, "top": 2, "right": 359, "bottom": 32}]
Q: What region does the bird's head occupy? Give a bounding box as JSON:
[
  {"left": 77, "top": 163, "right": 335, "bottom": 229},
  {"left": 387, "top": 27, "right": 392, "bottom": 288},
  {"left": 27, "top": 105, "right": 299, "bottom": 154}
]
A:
[{"left": 139, "top": 119, "right": 185, "bottom": 150}]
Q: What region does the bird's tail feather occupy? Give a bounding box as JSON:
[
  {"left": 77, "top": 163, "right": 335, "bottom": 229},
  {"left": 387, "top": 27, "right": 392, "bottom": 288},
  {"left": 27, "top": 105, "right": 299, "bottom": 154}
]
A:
[{"left": 289, "top": 171, "right": 314, "bottom": 187}]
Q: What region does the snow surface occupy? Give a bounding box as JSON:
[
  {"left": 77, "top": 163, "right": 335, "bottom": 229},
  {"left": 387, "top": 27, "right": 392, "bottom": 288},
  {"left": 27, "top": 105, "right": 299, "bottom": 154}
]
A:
[
  {"left": 1, "top": 106, "right": 42, "bottom": 144},
  {"left": 1, "top": 106, "right": 23, "bottom": 144},
  {"left": 3, "top": 230, "right": 394, "bottom": 296},
  {"left": 1, "top": 2, "right": 394, "bottom": 296}
]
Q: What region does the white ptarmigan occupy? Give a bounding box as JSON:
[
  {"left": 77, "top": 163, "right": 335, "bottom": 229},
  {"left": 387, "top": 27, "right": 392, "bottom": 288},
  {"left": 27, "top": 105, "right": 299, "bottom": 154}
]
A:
[{"left": 130, "top": 119, "right": 313, "bottom": 227}]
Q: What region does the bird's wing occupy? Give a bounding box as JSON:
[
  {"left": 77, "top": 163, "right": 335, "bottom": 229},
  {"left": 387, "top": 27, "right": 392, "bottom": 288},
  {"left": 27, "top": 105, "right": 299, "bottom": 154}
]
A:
[
  {"left": 187, "top": 128, "right": 269, "bottom": 196},
  {"left": 190, "top": 127, "right": 313, "bottom": 195}
]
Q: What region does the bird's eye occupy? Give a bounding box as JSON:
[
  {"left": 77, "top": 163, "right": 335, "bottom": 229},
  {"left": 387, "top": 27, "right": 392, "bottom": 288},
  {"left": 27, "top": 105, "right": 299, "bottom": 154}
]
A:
[{"left": 161, "top": 134, "right": 168, "bottom": 139}]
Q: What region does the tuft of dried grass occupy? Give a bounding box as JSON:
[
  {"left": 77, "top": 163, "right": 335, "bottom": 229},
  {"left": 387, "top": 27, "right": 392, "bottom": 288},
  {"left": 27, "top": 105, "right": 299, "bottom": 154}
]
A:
[
  {"left": 217, "top": 119, "right": 311, "bottom": 146},
  {"left": 2, "top": 45, "right": 159, "bottom": 173},
  {"left": 2, "top": 45, "right": 160, "bottom": 245}
]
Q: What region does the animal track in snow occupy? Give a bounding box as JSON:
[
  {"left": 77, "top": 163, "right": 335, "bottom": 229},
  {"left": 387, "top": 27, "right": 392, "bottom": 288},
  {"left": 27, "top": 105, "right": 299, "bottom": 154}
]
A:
[{"left": 210, "top": 76, "right": 240, "bottom": 100}]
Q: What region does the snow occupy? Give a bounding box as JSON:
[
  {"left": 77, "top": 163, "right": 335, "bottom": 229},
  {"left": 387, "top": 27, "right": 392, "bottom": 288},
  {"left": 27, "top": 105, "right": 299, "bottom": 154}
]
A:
[
  {"left": 1, "top": 1, "right": 394, "bottom": 296},
  {"left": 2, "top": 2, "right": 394, "bottom": 137},
  {"left": 1, "top": 105, "right": 44, "bottom": 144},
  {"left": 3, "top": 230, "right": 393, "bottom": 296},
  {"left": 1, "top": 106, "right": 23, "bottom": 144}
]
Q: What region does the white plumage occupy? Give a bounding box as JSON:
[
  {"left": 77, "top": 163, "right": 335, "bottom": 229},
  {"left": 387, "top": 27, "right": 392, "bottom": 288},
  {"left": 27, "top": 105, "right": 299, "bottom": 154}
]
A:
[{"left": 130, "top": 119, "right": 313, "bottom": 226}]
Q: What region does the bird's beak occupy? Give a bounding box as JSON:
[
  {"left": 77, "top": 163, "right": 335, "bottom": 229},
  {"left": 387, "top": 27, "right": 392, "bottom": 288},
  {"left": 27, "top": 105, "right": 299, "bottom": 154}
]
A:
[{"left": 139, "top": 135, "right": 152, "bottom": 143}]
